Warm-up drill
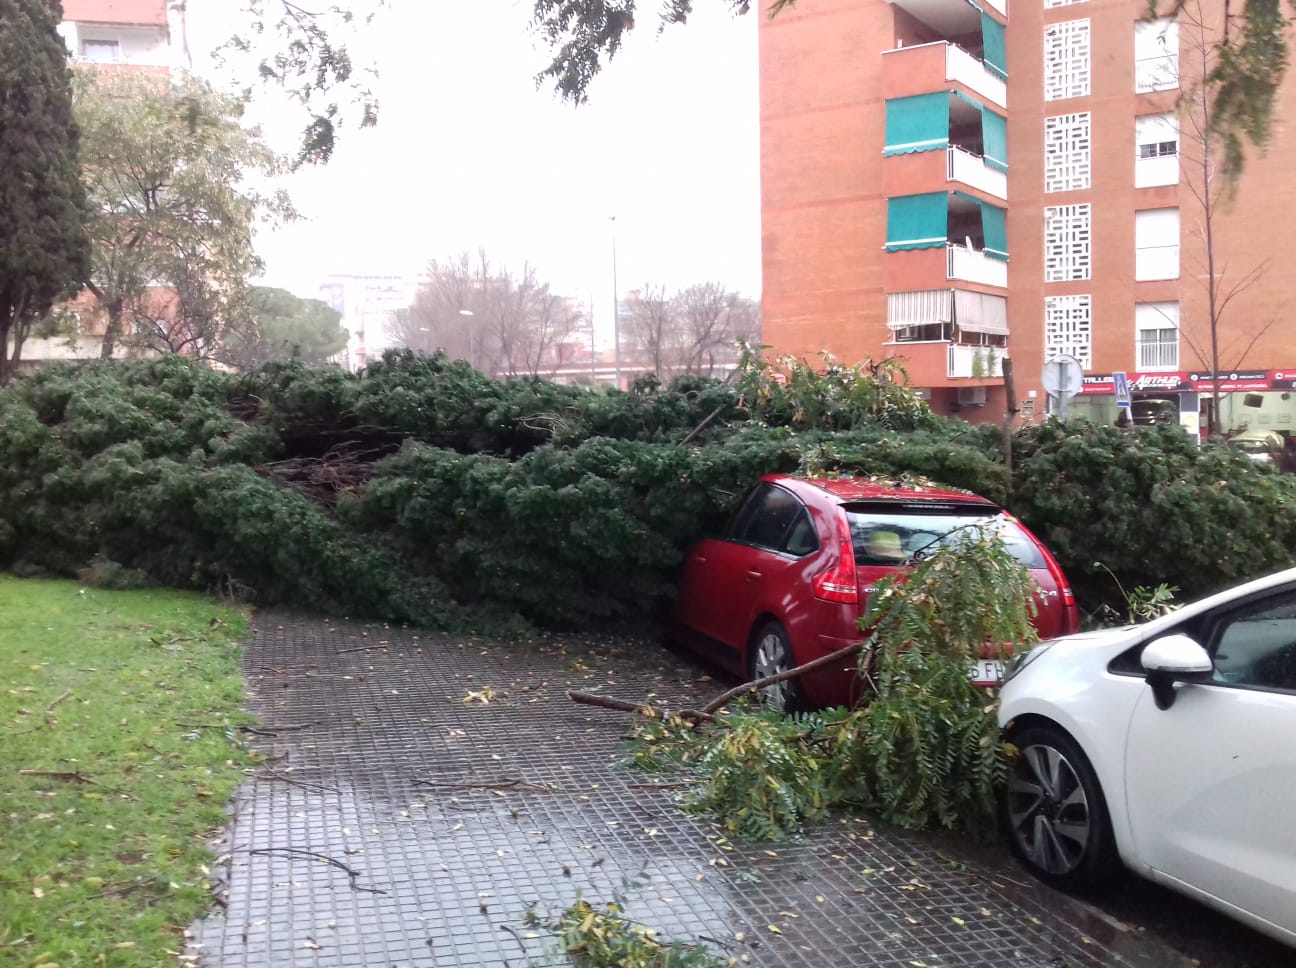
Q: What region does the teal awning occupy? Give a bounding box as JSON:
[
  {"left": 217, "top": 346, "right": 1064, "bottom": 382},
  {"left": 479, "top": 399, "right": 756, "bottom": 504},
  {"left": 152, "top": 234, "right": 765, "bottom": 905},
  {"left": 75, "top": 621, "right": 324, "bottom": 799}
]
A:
[
  {"left": 886, "top": 193, "right": 948, "bottom": 251},
  {"left": 953, "top": 90, "right": 1008, "bottom": 172},
  {"left": 982, "top": 107, "right": 1008, "bottom": 172},
  {"left": 981, "top": 12, "right": 1007, "bottom": 80},
  {"left": 953, "top": 191, "right": 1009, "bottom": 260},
  {"left": 884, "top": 93, "right": 950, "bottom": 156},
  {"left": 981, "top": 202, "right": 1008, "bottom": 260}
]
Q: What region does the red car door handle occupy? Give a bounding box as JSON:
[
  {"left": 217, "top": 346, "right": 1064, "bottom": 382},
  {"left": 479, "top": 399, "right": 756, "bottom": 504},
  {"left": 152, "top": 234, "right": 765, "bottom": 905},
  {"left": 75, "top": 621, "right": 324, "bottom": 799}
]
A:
[{"left": 746, "top": 570, "right": 762, "bottom": 580}]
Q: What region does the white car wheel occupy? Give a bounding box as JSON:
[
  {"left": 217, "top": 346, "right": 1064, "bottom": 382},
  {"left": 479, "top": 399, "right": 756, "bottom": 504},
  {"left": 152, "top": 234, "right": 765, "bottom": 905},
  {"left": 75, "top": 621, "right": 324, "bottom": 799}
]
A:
[{"left": 1004, "top": 725, "right": 1120, "bottom": 889}]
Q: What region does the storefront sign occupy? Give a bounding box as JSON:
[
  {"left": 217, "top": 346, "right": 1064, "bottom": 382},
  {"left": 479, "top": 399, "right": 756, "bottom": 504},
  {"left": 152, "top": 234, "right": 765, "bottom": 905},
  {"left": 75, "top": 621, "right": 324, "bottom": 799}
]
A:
[{"left": 1080, "top": 369, "right": 1296, "bottom": 394}]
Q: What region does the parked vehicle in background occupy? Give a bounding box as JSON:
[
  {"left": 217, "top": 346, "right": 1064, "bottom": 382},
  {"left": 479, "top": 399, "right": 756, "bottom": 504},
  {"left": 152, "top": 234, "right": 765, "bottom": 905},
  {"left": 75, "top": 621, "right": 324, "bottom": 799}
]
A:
[
  {"left": 671, "top": 475, "right": 1079, "bottom": 711},
  {"left": 1228, "top": 429, "right": 1290, "bottom": 471},
  {"left": 1131, "top": 396, "right": 1180, "bottom": 426},
  {"left": 998, "top": 568, "right": 1296, "bottom": 949}
]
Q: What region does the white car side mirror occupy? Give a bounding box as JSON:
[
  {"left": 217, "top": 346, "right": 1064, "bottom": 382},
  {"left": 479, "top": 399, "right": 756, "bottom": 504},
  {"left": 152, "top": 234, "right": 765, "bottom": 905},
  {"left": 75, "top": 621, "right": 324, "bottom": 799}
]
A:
[{"left": 1141, "top": 634, "right": 1214, "bottom": 710}]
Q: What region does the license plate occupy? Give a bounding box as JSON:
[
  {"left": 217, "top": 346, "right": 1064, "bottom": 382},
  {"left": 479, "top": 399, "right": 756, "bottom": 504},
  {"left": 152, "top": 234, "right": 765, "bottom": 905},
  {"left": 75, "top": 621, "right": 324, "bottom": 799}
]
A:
[{"left": 968, "top": 658, "right": 1004, "bottom": 685}]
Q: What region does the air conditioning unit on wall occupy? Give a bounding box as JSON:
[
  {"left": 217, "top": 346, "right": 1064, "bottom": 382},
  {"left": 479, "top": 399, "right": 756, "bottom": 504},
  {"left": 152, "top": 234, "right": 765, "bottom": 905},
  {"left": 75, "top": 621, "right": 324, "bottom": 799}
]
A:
[{"left": 957, "top": 386, "right": 988, "bottom": 406}]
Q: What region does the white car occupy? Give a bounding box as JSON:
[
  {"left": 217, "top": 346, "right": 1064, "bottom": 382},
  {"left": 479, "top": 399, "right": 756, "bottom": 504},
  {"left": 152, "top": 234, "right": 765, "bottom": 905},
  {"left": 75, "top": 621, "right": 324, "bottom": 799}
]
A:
[{"left": 998, "top": 567, "right": 1296, "bottom": 948}]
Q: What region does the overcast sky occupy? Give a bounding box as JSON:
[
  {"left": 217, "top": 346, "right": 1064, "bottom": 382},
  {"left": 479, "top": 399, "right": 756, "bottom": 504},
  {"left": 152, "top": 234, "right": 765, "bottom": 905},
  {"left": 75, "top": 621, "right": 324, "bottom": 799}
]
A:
[{"left": 185, "top": 0, "right": 762, "bottom": 328}]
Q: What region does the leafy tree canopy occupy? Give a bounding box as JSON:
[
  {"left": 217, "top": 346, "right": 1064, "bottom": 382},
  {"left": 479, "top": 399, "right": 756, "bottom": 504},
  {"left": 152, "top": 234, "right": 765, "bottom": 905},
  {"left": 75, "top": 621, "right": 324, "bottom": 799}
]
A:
[
  {"left": 222, "top": 286, "right": 349, "bottom": 369},
  {"left": 74, "top": 70, "right": 294, "bottom": 361}
]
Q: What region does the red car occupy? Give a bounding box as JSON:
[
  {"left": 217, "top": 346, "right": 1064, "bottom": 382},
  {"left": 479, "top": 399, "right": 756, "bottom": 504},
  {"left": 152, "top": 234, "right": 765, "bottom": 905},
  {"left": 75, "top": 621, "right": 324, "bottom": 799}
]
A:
[{"left": 671, "top": 475, "right": 1079, "bottom": 711}]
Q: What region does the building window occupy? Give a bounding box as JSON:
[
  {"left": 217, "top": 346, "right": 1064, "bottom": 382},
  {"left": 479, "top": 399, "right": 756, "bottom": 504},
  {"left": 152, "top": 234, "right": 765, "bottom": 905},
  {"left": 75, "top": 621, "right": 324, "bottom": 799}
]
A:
[
  {"left": 1135, "top": 17, "right": 1179, "bottom": 92},
  {"left": 1044, "top": 204, "right": 1092, "bottom": 281},
  {"left": 1136, "top": 302, "right": 1180, "bottom": 370},
  {"left": 1135, "top": 208, "right": 1180, "bottom": 280},
  {"left": 1046, "top": 0, "right": 1087, "bottom": 7},
  {"left": 1044, "top": 19, "right": 1091, "bottom": 101},
  {"left": 1044, "top": 112, "right": 1092, "bottom": 192},
  {"left": 1044, "top": 294, "right": 1093, "bottom": 369},
  {"left": 1135, "top": 113, "right": 1179, "bottom": 187},
  {"left": 895, "top": 323, "right": 953, "bottom": 342},
  {"left": 80, "top": 39, "right": 121, "bottom": 63}
]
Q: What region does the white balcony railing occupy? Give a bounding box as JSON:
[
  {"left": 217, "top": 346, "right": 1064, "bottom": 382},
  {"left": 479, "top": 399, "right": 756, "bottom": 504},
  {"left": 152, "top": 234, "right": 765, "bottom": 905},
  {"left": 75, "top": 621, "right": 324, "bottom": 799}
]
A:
[
  {"left": 947, "top": 245, "right": 1008, "bottom": 287},
  {"left": 1137, "top": 337, "right": 1179, "bottom": 371},
  {"left": 947, "top": 147, "right": 1007, "bottom": 200},
  {"left": 948, "top": 344, "right": 1009, "bottom": 379},
  {"left": 946, "top": 44, "right": 1007, "bottom": 109}
]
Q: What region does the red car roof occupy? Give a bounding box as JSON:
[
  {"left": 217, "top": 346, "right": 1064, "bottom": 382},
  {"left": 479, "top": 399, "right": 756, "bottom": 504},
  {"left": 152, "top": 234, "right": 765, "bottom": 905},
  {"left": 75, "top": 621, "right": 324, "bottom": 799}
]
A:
[{"left": 762, "top": 473, "right": 997, "bottom": 507}]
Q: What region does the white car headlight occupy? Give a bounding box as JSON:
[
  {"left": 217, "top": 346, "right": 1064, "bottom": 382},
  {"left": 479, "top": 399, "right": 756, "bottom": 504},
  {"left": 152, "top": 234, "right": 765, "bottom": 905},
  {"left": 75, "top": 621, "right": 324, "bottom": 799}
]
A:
[{"left": 1002, "top": 641, "right": 1055, "bottom": 684}]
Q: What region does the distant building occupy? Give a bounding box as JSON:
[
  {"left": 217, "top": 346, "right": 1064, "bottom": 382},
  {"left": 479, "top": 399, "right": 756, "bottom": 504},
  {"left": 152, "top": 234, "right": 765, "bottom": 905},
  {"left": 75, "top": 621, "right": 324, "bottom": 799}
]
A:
[
  {"left": 318, "top": 274, "right": 423, "bottom": 371},
  {"left": 58, "top": 0, "right": 189, "bottom": 75}
]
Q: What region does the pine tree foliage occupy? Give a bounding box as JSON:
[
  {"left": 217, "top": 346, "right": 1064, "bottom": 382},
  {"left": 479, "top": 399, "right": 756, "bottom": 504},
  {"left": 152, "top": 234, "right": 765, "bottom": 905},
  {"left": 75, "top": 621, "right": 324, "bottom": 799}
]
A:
[
  {"left": 1, "top": 352, "right": 1294, "bottom": 628},
  {"left": 0, "top": 0, "right": 90, "bottom": 384}
]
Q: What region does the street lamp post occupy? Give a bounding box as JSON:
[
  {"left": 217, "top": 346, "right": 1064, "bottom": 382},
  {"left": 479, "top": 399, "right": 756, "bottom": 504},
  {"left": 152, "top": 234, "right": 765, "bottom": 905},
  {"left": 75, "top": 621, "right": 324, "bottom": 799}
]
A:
[
  {"left": 459, "top": 308, "right": 475, "bottom": 371},
  {"left": 610, "top": 215, "right": 621, "bottom": 390}
]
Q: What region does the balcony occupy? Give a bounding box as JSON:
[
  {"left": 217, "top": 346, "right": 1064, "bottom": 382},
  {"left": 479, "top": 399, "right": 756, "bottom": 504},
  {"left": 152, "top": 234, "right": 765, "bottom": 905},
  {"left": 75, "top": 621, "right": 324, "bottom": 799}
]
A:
[
  {"left": 947, "top": 243, "right": 1007, "bottom": 287},
  {"left": 948, "top": 343, "right": 1009, "bottom": 379},
  {"left": 882, "top": 42, "right": 1006, "bottom": 109},
  {"left": 947, "top": 146, "right": 1006, "bottom": 200},
  {"left": 881, "top": 338, "right": 1008, "bottom": 388},
  {"left": 59, "top": 21, "right": 176, "bottom": 69},
  {"left": 946, "top": 44, "right": 1007, "bottom": 109}
]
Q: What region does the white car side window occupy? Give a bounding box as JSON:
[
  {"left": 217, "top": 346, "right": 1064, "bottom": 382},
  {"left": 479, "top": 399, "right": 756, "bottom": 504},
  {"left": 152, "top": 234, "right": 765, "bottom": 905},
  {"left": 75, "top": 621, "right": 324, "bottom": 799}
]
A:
[{"left": 1211, "top": 593, "right": 1296, "bottom": 692}]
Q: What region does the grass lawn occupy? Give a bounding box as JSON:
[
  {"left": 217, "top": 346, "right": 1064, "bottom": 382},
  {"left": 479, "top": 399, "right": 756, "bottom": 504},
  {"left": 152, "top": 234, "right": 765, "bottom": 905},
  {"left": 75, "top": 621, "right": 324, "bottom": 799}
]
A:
[{"left": 0, "top": 576, "right": 256, "bottom": 966}]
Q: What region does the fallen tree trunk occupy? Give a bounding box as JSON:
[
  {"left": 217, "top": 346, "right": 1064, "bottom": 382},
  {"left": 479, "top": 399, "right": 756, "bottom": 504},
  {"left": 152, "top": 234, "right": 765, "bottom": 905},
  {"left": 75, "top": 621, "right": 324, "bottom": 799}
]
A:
[
  {"left": 700, "top": 640, "right": 871, "bottom": 714},
  {"left": 565, "top": 691, "right": 714, "bottom": 724},
  {"left": 568, "top": 639, "right": 873, "bottom": 722}
]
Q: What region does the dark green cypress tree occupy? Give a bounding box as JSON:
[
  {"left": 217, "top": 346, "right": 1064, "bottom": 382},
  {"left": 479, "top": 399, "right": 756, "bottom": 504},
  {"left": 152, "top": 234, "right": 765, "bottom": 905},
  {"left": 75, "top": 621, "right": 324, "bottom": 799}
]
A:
[{"left": 0, "top": 0, "right": 90, "bottom": 384}]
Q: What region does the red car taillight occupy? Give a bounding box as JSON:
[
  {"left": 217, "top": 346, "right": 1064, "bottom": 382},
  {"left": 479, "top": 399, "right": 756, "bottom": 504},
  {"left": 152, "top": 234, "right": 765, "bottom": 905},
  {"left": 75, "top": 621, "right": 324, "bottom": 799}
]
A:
[
  {"left": 812, "top": 514, "right": 858, "bottom": 604},
  {"left": 1042, "top": 550, "right": 1080, "bottom": 633}
]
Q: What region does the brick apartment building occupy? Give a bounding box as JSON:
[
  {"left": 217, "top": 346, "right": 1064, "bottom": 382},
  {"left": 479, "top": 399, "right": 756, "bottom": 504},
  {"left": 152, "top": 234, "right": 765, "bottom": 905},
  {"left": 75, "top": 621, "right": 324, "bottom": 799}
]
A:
[{"left": 760, "top": 0, "right": 1296, "bottom": 437}]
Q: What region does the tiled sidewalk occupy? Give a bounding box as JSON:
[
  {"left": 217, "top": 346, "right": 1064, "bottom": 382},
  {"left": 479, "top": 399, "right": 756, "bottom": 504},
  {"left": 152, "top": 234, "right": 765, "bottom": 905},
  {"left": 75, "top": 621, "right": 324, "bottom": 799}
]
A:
[{"left": 188, "top": 613, "right": 1185, "bottom": 967}]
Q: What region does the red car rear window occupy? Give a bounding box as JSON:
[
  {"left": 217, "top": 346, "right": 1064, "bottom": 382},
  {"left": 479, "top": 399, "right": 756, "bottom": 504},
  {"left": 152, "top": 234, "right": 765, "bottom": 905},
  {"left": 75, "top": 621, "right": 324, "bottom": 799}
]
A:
[{"left": 843, "top": 504, "right": 1047, "bottom": 569}]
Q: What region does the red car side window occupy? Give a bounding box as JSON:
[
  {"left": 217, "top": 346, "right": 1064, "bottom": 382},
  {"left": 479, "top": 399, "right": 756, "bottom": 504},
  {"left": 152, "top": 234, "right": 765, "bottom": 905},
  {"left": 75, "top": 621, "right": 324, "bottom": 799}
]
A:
[{"left": 733, "top": 484, "right": 804, "bottom": 551}]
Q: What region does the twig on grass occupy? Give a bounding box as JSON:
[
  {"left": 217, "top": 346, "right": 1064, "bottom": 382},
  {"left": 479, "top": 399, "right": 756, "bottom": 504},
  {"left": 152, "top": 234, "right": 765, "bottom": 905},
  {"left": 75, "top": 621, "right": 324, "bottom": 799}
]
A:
[
  {"left": 17, "top": 769, "right": 95, "bottom": 784},
  {"left": 44, "top": 689, "right": 72, "bottom": 724},
  {"left": 175, "top": 721, "right": 318, "bottom": 737}
]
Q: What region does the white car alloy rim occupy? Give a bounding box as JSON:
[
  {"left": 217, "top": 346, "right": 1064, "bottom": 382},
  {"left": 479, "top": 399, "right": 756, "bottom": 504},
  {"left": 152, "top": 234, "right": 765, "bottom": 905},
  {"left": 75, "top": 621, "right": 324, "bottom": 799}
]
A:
[
  {"left": 1007, "top": 743, "right": 1092, "bottom": 875},
  {"left": 753, "top": 630, "right": 792, "bottom": 710}
]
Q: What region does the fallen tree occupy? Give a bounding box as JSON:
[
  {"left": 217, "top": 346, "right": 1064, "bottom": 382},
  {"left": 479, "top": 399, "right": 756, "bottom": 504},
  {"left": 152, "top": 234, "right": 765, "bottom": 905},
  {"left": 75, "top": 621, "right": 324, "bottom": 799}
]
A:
[{"left": 582, "top": 535, "right": 1039, "bottom": 839}]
